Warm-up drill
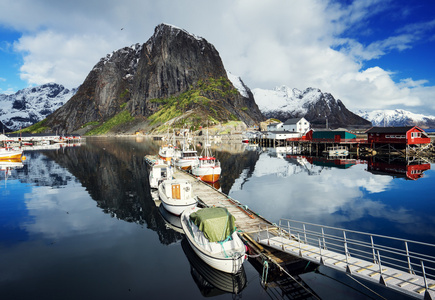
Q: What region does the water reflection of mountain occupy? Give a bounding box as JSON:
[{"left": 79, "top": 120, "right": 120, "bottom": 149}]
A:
[
  {"left": 204, "top": 144, "right": 260, "bottom": 195},
  {"left": 41, "top": 137, "right": 183, "bottom": 246}
]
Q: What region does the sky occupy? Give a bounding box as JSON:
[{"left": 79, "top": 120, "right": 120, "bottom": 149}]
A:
[{"left": 0, "top": 0, "right": 434, "bottom": 115}]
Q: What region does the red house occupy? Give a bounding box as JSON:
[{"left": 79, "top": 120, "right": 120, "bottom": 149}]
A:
[{"left": 366, "top": 126, "right": 431, "bottom": 145}]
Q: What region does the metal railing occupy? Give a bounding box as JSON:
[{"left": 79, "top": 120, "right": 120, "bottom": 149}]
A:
[{"left": 259, "top": 219, "right": 435, "bottom": 287}]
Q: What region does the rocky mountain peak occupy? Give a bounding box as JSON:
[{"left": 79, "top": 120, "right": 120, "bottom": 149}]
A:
[{"left": 41, "top": 24, "right": 263, "bottom": 134}]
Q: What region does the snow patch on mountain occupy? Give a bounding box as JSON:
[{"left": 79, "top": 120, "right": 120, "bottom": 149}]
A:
[
  {"left": 0, "top": 83, "right": 77, "bottom": 131},
  {"left": 356, "top": 109, "right": 435, "bottom": 127},
  {"left": 227, "top": 71, "right": 249, "bottom": 98},
  {"left": 252, "top": 86, "right": 324, "bottom": 116}
]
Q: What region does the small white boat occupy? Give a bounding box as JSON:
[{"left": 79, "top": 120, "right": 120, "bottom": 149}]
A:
[
  {"left": 149, "top": 159, "right": 173, "bottom": 189},
  {"left": 323, "top": 146, "right": 349, "bottom": 156},
  {"left": 181, "top": 206, "right": 247, "bottom": 274},
  {"left": 158, "top": 179, "right": 197, "bottom": 216}
]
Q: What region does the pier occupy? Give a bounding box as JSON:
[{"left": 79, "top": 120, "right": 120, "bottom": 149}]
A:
[{"left": 145, "top": 155, "right": 435, "bottom": 299}]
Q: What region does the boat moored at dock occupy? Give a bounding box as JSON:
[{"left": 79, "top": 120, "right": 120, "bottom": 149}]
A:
[
  {"left": 148, "top": 159, "right": 174, "bottom": 189},
  {"left": 181, "top": 206, "right": 247, "bottom": 274},
  {"left": 158, "top": 178, "right": 197, "bottom": 216}
]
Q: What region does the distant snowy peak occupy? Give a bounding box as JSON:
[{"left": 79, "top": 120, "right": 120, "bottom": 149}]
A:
[
  {"left": 252, "top": 85, "right": 371, "bottom": 128},
  {"left": 0, "top": 83, "right": 77, "bottom": 131},
  {"left": 252, "top": 86, "right": 329, "bottom": 116},
  {"left": 356, "top": 109, "right": 435, "bottom": 128}
]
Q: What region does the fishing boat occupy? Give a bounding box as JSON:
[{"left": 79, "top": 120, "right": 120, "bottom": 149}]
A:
[
  {"left": 148, "top": 159, "right": 174, "bottom": 189},
  {"left": 158, "top": 179, "right": 198, "bottom": 216},
  {"left": 173, "top": 137, "right": 199, "bottom": 171},
  {"left": 0, "top": 147, "right": 23, "bottom": 160},
  {"left": 181, "top": 206, "right": 247, "bottom": 274},
  {"left": 192, "top": 131, "right": 221, "bottom": 183},
  {"left": 158, "top": 129, "right": 177, "bottom": 162}
]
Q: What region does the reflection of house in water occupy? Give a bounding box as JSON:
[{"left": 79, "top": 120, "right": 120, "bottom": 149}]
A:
[
  {"left": 286, "top": 154, "right": 365, "bottom": 171},
  {"left": 366, "top": 156, "right": 431, "bottom": 180},
  {"left": 305, "top": 156, "right": 365, "bottom": 169}
]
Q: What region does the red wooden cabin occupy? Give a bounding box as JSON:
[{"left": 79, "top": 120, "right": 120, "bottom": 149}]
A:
[{"left": 366, "top": 126, "right": 431, "bottom": 145}]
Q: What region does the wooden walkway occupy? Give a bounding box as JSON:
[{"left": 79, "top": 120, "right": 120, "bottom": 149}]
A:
[{"left": 146, "top": 156, "right": 435, "bottom": 299}]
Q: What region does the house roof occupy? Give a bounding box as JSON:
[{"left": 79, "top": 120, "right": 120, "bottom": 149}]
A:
[
  {"left": 283, "top": 118, "right": 305, "bottom": 125},
  {"left": 365, "top": 126, "right": 417, "bottom": 134}
]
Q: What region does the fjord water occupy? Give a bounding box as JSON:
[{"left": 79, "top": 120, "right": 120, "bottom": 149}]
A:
[{"left": 1, "top": 137, "right": 434, "bottom": 299}]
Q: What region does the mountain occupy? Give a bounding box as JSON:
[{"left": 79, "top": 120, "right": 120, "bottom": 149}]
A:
[
  {"left": 252, "top": 86, "right": 371, "bottom": 129},
  {"left": 0, "top": 83, "right": 77, "bottom": 131},
  {"left": 356, "top": 109, "right": 435, "bottom": 128},
  {"left": 42, "top": 24, "right": 264, "bottom": 135}
]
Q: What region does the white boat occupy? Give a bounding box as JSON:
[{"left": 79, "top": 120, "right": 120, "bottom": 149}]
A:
[
  {"left": 158, "top": 129, "right": 177, "bottom": 162},
  {"left": 192, "top": 138, "right": 221, "bottom": 183},
  {"left": 173, "top": 138, "right": 199, "bottom": 171},
  {"left": 158, "top": 144, "right": 177, "bottom": 162},
  {"left": 0, "top": 147, "right": 23, "bottom": 160},
  {"left": 323, "top": 146, "right": 349, "bottom": 156},
  {"left": 181, "top": 206, "right": 247, "bottom": 274},
  {"left": 149, "top": 159, "right": 174, "bottom": 189},
  {"left": 158, "top": 179, "right": 198, "bottom": 216}
]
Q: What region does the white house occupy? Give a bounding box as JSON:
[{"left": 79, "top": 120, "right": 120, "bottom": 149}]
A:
[{"left": 282, "top": 117, "right": 310, "bottom": 133}]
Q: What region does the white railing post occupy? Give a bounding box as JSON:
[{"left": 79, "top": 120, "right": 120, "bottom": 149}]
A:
[
  {"left": 370, "top": 235, "right": 377, "bottom": 263},
  {"left": 303, "top": 224, "right": 307, "bottom": 244},
  {"left": 421, "top": 261, "right": 428, "bottom": 290},
  {"left": 405, "top": 241, "right": 413, "bottom": 274},
  {"left": 344, "top": 231, "right": 349, "bottom": 265},
  {"left": 287, "top": 220, "right": 291, "bottom": 239},
  {"left": 321, "top": 227, "right": 326, "bottom": 250}
]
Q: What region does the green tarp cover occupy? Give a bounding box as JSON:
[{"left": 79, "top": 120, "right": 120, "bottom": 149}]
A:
[{"left": 189, "top": 207, "right": 236, "bottom": 243}]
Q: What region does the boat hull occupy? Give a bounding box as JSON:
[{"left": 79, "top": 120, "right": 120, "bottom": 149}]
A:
[
  {"left": 181, "top": 207, "right": 246, "bottom": 274},
  {"left": 192, "top": 166, "right": 221, "bottom": 183},
  {"left": 158, "top": 179, "right": 197, "bottom": 216}
]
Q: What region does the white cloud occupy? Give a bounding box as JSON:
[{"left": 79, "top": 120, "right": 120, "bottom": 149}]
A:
[{"left": 1, "top": 0, "right": 434, "bottom": 113}]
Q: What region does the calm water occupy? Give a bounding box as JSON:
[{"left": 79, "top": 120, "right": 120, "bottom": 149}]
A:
[{"left": 1, "top": 137, "right": 434, "bottom": 299}]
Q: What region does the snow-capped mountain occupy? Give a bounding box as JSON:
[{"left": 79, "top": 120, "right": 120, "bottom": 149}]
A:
[
  {"left": 0, "top": 83, "right": 77, "bottom": 131},
  {"left": 252, "top": 86, "right": 371, "bottom": 128},
  {"left": 356, "top": 109, "right": 435, "bottom": 128}
]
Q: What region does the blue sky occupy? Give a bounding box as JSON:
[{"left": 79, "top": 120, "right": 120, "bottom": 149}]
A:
[{"left": 0, "top": 0, "right": 434, "bottom": 114}]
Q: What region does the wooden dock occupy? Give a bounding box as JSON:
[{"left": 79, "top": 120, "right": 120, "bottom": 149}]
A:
[{"left": 145, "top": 155, "right": 435, "bottom": 299}]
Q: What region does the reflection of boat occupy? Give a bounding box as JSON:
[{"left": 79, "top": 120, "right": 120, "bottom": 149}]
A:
[
  {"left": 0, "top": 147, "right": 23, "bottom": 160},
  {"left": 181, "top": 238, "right": 247, "bottom": 296},
  {"left": 158, "top": 204, "right": 184, "bottom": 233},
  {"left": 181, "top": 206, "right": 247, "bottom": 274},
  {"left": 149, "top": 159, "right": 173, "bottom": 189},
  {"left": 192, "top": 131, "right": 221, "bottom": 183},
  {"left": 323, "top": 146, "right": 348, "bottom": 156},
  {"left": 0, "top": 158, "right": 24, "bottom": 182},
  {"left": 158, "top": 179, "right": 198, "bottom": 216}
]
